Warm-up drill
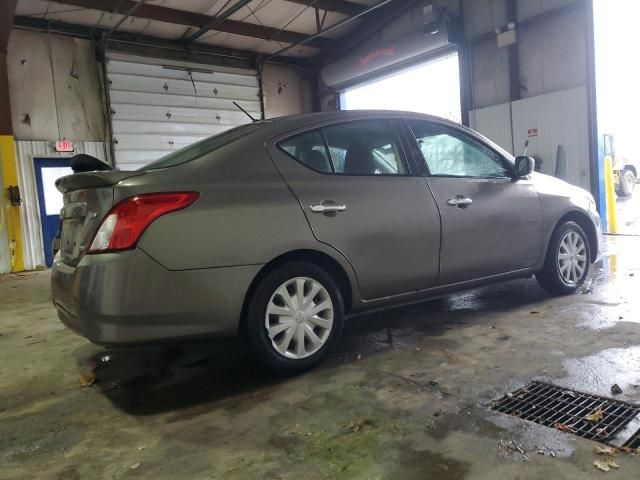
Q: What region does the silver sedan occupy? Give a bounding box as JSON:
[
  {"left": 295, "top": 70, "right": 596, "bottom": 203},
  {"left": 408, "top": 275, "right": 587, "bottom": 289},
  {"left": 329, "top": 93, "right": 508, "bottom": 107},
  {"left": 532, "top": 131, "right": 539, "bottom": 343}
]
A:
[{"left": 52, "top": 111, "right": 601, "bottom": 373}]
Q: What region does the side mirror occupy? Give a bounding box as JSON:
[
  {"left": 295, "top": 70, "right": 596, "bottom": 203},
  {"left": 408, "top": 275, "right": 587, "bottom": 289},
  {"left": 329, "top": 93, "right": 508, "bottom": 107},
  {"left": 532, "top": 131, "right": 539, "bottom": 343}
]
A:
[{"left": 514, "top": 156, "right": 535, "bottom": 178}]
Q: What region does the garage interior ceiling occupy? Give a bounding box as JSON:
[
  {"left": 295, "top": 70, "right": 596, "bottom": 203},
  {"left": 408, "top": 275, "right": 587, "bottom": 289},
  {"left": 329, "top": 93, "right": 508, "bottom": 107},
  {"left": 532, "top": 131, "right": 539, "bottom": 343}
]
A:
[{"left": 13, "top": 0, "right": 413, "bottom": 68}]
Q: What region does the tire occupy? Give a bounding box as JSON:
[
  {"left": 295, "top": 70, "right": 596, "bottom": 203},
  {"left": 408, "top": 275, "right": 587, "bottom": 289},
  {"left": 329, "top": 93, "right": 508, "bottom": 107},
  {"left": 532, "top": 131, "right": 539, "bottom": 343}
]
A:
[
  {"left": 618, "top": 169, "right": 636, "bottom": 197},
  {"left": 245, "top": 261, "right": 344, "bottom": 374},
  {"left": 536, "top": 221, "right": 591, "bottom": 295}
]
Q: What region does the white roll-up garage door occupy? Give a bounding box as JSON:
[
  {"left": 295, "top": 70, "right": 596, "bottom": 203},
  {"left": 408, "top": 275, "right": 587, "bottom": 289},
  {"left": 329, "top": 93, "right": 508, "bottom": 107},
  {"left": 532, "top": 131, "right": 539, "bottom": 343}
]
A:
[{"left": 106, "top": 53, "right": 261, "bottom": 170}]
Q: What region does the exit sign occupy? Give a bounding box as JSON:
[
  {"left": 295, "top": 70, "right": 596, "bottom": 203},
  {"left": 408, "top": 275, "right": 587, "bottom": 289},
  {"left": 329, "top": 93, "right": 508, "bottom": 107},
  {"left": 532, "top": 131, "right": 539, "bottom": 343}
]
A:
[{"left": 55, "top": 140, "right": 74, "bottom": 152}]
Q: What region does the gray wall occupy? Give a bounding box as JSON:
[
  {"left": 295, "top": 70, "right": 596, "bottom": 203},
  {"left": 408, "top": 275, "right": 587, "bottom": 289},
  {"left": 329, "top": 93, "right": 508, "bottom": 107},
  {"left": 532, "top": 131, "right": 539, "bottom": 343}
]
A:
[
  {"left": 7, "top": 30, "right": 107, "bottom": 142},
  {"left": 465, "top": 0, "right": 591, "bottom": 190},
  {"left": 465, "top": 0, "right": 587, "bottom": 109},
  {"left": 261, "top": 64, "right": 312, "bottom": 119}
]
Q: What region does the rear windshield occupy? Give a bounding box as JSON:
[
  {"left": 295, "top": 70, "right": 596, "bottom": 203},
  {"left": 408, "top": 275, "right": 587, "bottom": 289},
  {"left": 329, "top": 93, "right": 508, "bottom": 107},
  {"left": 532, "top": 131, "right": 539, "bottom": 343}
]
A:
[{"left": 139, "top": 122, "right": 268, "bottom": 171}]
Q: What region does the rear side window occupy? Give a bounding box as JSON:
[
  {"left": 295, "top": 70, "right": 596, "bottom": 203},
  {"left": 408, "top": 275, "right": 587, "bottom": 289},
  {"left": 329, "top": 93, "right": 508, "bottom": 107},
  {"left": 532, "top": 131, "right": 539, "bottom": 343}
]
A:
[
  {"left": 323, "top": 120, "right": 405, "bottom": 175},
  {"left": 278, "top": 119, "right": 407, "bottom": 176},
  {"left": 278, "top": 130, "right": 333, "bottom": 173}
]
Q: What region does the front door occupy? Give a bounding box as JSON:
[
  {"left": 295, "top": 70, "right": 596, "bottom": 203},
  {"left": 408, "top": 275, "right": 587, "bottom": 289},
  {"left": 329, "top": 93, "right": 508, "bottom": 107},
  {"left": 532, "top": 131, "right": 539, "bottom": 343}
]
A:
[
  {"left": 268, "top": 118, "right": 442, "bottom": 300},
  {"left": 33, "top": 158, "right": 73, "bottom": 267},
  {"left": 406, "top": 119, "right": 543, "bottom": 285}
]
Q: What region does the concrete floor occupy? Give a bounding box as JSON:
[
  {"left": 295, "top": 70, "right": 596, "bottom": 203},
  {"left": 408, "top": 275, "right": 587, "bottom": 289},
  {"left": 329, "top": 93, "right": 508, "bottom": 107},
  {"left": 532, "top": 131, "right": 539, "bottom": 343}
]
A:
[
  {"left": 1, "top": 237, "right": 640, "bottom": 479},
  {"left": 617, "top": 192, "right": 640, "bottom": 235}
]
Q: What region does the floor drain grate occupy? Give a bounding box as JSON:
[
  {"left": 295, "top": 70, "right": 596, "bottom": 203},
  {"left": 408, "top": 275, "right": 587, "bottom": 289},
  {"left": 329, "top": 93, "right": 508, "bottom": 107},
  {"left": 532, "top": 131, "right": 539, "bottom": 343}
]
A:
[
  {"left": 492, "top": 381, "right": 640, "bottom": 443},
  {"left": 623, "top": 429, "right": 640, "bottom": 449}
]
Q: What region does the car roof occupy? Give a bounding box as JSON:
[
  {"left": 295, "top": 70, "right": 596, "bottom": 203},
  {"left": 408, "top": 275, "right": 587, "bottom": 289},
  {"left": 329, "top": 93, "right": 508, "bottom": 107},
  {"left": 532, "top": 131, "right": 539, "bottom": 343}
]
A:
[
  {"left": 260, "top": 110, "right": 460, "bottom": 134},
  {"left": 244, "top": 110, "right": 514, "bottom": 162}
]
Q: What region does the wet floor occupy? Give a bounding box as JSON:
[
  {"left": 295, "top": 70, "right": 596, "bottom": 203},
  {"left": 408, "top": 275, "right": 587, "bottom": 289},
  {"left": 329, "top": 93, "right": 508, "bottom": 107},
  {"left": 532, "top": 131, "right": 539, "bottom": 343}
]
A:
[
  {"left": 616, "top": 192, "right": 640, "bottom": 235},
  {"left": 1, "top": 236, "right": 640, "bottom": 479}
]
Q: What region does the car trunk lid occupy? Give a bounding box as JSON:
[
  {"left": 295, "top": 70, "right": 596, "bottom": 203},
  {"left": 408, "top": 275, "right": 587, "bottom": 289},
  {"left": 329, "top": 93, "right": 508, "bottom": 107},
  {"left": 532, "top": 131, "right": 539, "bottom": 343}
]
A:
[{"left": 56, "top": 171, "right": 144, "bottom": 266}]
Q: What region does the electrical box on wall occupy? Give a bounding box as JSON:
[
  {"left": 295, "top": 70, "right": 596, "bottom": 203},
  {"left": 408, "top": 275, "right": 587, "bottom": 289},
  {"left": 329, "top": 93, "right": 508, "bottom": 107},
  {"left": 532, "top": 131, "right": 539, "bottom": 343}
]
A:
[
  {"left": 497, "top": 28, "right": 517, "bottom": 48},
  {"left": 8, "top": 186, "right": 21, "bottom": 206}
]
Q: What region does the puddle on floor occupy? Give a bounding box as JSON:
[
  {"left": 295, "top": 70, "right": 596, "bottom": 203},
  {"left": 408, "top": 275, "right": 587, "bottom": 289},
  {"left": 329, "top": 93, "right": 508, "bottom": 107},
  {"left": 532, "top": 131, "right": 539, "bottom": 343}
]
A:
[{"left": 556, "top": 347, "right": 640, "bottom": 402}]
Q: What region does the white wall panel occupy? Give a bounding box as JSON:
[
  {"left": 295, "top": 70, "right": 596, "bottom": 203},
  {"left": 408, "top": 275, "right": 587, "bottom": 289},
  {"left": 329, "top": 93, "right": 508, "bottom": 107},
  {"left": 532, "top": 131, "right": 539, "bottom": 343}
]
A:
[
  {"left": 7, "top": 30, "right": 106, "bottom": 142},
  {"left": 106, "top": 54, "right": 259, "bottom": 169},
  {"left": 512, "top": 86, "right": 590, "bottom": 190},
  {"left": 15, "top": 141, "right": 107, "bottom": 270},
  {"left": 471, "top": 87, "right": 590, "bottom": 190},
  {"left": 469, "top": 103, "right": 513, "bottom": 154}
]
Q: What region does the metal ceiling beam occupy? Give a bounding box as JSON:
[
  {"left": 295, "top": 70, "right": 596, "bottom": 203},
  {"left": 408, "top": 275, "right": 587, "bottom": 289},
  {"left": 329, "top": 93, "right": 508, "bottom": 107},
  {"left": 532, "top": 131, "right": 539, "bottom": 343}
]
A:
[
  {"left": 263, "top": 0, "right": 394, "bottom": 61},
  {"left": 13, "top": 15, "right": 301, "bottom": 69},
  {"left": 304, "top": 0, "right": 421, "bottom": 68},
  {"left": 185, "top": 0, "right": 253, "bottom": 43},
  {"left": 50, "top": 0, "right": 332, "bottom": 49},
  {"left": 105, "top": 0, "right": 146, "bottom": 38},
  {"left": 284, "top": 0, "right": 366, "bottom": 16}
]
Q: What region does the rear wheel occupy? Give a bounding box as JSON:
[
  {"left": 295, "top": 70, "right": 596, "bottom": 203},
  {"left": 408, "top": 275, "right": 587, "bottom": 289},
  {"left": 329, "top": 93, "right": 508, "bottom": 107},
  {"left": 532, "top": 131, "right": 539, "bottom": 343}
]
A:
[
  {"left": 536, "top": 221, "right": 591, "bottom": 295},
  {"left": 617, "top": 169, "right": 636, "bottom": 197},
  {"left": 245, "top": 262, "right": 344, "bottom": 374}
]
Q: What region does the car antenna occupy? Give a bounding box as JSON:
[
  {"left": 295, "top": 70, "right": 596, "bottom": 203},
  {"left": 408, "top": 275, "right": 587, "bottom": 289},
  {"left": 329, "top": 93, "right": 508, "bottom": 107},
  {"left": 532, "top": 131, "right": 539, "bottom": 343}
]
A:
[
  {"left": 523, "top": 140, "right": 529, "bottom": 156},
  {"left": 233, "top": 101, "right": 257, "bottom": 122}
]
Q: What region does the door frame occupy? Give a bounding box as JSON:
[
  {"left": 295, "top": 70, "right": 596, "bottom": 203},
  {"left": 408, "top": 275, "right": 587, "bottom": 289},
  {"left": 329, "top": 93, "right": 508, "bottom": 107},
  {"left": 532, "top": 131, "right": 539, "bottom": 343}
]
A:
[{"left": 33, "top": 156, "right": 73, "bottom": 267}]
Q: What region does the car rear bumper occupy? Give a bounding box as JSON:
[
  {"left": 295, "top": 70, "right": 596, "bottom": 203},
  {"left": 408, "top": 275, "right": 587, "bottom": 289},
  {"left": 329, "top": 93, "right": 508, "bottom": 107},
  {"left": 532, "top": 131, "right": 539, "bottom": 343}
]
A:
[{"left": 51, "top": 249, "right": 262, "bottom": 346}]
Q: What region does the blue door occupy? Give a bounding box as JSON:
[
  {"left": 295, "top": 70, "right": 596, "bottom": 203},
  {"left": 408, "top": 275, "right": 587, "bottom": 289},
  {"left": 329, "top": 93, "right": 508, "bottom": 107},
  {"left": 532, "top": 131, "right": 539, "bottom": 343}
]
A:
[{"left": 33, "top": 158, "right": 74, "bottom": 267}]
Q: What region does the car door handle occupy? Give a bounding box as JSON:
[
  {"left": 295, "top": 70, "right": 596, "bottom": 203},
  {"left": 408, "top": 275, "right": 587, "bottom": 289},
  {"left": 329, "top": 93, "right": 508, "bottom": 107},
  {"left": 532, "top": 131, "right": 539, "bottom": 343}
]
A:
[
  {"left": 447, "top": 196, "right": 473, "bottom": 208},
  {"left": 310, "top": 204, "right": 347, "bottom": 213}
]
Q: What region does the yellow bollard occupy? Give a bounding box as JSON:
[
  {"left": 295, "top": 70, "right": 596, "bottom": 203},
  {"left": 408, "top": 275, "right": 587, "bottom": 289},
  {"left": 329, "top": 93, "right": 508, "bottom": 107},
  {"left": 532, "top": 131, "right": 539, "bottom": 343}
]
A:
[{"left": 603, "top": 156, "right": 618, "bottom": 234}]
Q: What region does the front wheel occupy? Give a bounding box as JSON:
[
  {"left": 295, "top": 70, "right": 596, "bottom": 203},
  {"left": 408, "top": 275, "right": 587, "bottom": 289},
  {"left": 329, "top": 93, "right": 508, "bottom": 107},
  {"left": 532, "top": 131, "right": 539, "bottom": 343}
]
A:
[
  {"left": 245, "top": 262, "right": 344, "bottom": 374},
  {"left": 536, "top": 221, "right": 591, "bottom": 295},
  {"left": 617, "top": 169, "right": 636, "bottom": 197}
]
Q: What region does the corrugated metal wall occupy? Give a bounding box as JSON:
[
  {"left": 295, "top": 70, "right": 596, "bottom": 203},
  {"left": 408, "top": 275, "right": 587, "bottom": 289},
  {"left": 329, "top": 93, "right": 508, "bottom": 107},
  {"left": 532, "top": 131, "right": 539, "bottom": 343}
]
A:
[
  {"left": 471, "top": 86, "right": 590, "bottom": 191},
  {"left": 107, "top": 53, "right": 260, "bottom": 170},
  {"left": 14, "top": 141, "right": 107, "bottom": 271}
]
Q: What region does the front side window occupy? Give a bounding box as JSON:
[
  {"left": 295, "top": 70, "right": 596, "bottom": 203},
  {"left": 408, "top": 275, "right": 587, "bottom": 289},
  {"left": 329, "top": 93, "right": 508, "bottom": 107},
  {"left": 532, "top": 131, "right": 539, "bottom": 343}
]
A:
[
  {"left": 278, "top": 119, "right": 407, "bottom": 176},
  {"left": 408, "top": 120, "right": 510, "bottom": 178}
]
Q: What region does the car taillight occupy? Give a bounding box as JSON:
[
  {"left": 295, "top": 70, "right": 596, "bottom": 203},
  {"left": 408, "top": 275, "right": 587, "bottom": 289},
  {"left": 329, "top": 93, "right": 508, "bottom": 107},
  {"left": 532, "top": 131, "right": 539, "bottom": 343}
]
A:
[{"left": 89, "top": 192, "right": 199, "bottom": 253}]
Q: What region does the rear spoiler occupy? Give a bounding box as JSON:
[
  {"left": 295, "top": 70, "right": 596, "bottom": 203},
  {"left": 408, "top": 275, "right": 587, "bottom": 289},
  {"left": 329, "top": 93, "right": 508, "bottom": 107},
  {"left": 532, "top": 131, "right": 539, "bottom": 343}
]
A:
[{"left": 56, "top": 171, "right": 144, "bottom": 194}]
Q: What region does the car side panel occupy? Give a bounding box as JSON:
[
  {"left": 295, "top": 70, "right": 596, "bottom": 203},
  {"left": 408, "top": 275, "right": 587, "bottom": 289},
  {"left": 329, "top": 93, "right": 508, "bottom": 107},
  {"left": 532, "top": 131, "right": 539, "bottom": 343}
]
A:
[
  {"left": 113, "top": 137, "right": 363, "bottom": 312},
  {"left": 52, "top": 248, "right": 261, "bottom": 344},
  {"left": 125, "top": 138, "right": 318, "bottom": 270}
]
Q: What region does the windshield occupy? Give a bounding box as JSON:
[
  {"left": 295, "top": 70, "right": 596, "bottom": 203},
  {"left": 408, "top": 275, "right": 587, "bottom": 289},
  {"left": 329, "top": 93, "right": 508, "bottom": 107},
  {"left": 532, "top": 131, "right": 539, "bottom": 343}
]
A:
[{"left": 139, "top": 122, "right": 267, "bottom": 171}]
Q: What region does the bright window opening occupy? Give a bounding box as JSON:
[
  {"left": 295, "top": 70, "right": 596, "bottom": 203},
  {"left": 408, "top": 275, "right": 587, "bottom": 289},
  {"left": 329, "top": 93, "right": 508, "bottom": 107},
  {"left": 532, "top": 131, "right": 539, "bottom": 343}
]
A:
[{"left": 340, "top": 52, "right": 461, "bottom": 123}]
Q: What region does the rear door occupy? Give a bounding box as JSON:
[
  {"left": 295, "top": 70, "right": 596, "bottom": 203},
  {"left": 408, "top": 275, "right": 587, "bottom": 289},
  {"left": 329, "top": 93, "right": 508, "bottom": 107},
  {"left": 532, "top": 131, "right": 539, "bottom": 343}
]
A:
[
  {"left": 405, "top": 119, "right": 543, "bottom": 284},
  {"left": 268, "top": 118, "right": 441, "bottom": 300}
]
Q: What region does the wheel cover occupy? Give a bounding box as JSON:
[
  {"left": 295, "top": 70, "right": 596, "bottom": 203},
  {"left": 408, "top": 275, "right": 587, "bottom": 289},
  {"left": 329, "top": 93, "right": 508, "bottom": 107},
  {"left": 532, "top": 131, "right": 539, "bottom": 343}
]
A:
[
  {"left": 265, "top": 277, "right": 334, "bottom": 359},
  {"left": 557, "top": 230, "right": 587, "bottom": 286},
  {"left": 627, "top": 174, "right": 635, "bottom": 191}
]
